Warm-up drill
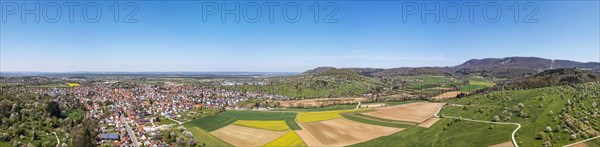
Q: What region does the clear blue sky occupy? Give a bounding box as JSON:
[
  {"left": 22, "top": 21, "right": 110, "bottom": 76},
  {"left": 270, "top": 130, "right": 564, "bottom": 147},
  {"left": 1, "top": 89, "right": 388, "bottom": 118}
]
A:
[{"left": 1, "top": 1, "right": 599, "bottom": 72}]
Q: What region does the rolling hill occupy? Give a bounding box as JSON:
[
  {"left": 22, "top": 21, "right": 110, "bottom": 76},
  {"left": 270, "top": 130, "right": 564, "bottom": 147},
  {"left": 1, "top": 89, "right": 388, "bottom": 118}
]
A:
[{"left": 303, "top": 57, "right": 600, "bottom": 79}]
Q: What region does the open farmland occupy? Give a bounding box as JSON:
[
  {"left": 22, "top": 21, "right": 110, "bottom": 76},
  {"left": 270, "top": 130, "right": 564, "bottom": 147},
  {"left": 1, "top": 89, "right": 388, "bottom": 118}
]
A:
[
  {"left": 264, "top": 131, "right": 307, "bottom": 147},
  {"left": 185, "top": 110, "right": 300, "bottom": 131},
  {"left": 210, "top": 125, "right": 287, "bottom": 146},
  {"left": 351, "top": 118, "right": 516, "bottom": 146},
  {"left": 296, "top": 118, "right": 403, "bottom": 146},
  {"left": 296, "top": 108, "right": 371, "bottom": 123},
  {"left": 364, "top": 102, "right": 445, "bottom": 123}
]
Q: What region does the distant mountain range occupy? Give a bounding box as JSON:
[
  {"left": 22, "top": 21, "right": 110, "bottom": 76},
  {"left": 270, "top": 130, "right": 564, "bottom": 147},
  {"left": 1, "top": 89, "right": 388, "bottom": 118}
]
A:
[{"left": 304, "top": 57, "right": 600, "bottom": 78}]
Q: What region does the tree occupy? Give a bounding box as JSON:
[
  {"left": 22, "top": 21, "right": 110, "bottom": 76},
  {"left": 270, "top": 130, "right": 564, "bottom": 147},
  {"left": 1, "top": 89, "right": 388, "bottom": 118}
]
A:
[
  {"left": 492, "top": 115, "right": 500, "bottom": 122},
  {"left": 536, "top": 132, "right": 545, "bottom": 140},
  {"left": 545, "top": 126, "right": 552, "bottom": 132},
  {"left": 46, "top": 101, "right": 63, "bottom": 118},
  {"left": 69, "top": 118, "right": 97, "bottom": 147}
]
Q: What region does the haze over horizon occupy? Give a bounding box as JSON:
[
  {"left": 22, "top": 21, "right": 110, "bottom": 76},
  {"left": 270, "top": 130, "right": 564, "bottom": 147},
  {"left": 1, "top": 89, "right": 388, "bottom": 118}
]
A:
[{"left": 1, "top": 1, "right": 599, "bottom": 72}]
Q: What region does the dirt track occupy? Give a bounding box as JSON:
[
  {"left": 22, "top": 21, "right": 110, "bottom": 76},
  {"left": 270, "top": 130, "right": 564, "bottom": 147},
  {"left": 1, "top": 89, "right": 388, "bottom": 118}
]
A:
[
  {"left": 364, "top": 102, "right": 445, "bottom": 123},
  {"left": 296, "top": 118, "right": 403, "bottom": 146},
  {"left": 210, "top": 125, "right": 286, "bottom": 146}
]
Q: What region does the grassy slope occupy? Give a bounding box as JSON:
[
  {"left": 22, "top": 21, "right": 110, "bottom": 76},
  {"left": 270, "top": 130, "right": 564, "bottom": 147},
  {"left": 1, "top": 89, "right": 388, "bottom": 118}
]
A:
[
  {"left": 351, "top": 118, "right": 515, "bottom": 147},
  {"left": 185, "top": 110, "right": 300, "bottom": 131},
  {"left": 440, "top": 83, "right": 600, "bottom": 146}
]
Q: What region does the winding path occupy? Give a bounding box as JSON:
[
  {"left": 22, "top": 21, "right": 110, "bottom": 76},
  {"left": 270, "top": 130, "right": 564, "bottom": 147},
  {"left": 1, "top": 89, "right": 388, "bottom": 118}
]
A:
[
  {"left": 435, "top": 105, "right": 522, "bottom": 147},
  {"left": 563, "top": 135, "right": 600, "bottom": 147},
  {"left": 52, "top": 132, "right": 59, "bottom": 147}
]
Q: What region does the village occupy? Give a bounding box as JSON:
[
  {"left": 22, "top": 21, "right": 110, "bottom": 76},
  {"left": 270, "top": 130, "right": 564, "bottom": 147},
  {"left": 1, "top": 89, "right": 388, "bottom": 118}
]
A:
[{"left": 26, "top": 81, "right": 289, "bottom": 146}]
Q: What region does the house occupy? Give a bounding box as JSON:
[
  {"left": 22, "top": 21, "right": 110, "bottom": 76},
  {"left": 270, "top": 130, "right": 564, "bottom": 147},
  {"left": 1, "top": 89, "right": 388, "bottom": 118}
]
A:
[{"left": 98, "top": 133, "right": 120, "bottom": 141}]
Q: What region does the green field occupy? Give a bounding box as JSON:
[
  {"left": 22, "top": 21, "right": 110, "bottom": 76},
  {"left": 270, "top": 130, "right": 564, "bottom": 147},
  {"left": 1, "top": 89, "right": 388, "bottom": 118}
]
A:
[
  {"left": 183, "top": 126, "right": 232, "bottom": 147},
  {"left": 584, "top": 137, "right": 600, "bottom": 146},
  {"left": 185, "top": 110, "right": 300, "bottom": 131},
  {"left": 405, "top": 76, "right": 459, "bottom": 90},
  {"left": 440, "top": 83, "right": 600, "bottom": 146},
  {"left": 155, "top": 115, "right": 178, "bottom": 125},
  {"left": 351, "top": 118, "right": 515, "bottom": 146}
]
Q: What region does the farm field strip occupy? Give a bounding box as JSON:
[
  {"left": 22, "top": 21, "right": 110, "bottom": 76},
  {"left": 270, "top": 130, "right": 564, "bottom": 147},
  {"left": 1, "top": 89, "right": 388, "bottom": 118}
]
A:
[
  {"left": 341, "top": 113, "right": 416, "bottom": 128},
  {"left": 417, "top": 118, "right": 441, "bottom": 128},
  {"left": 263, "top": 131, "right": 307, "bottom": 147},
  {"left": 232, "top": 120, "right": 289, "bottom": 131},
  {"left": 296, "top": 108, "right": 371, "bottom": 123}
]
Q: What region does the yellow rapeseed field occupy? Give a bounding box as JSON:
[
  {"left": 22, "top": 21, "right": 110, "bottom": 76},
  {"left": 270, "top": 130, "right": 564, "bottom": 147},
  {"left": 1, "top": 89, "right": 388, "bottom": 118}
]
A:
[
  {"left": 296, "top": 109, "right": 370, "bottom": 123},
  {"left": 263, "top": 131, "right": 306, "bottom": 147},
  {"left": 232, "top": 120, "right": 289, "bottom": 131},
  {"left": 66, "top": 83, "right": 81, "bottom": 87}
]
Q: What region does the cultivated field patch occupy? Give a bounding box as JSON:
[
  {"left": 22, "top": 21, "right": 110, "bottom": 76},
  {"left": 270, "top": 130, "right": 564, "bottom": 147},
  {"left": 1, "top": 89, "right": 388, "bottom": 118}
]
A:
[
  {"left": 232, "top": 120, "right": 289, "bottom": 131},
  {"left": 432, "top": 91, "right": 469, "bottom": 100},
  {"left": 489, "top": 141, "right": 515, "bottom": 147},
  {"left": 296, "top": 109, "right": 370, "bottom": 123},
  {"left": 363, "top": 102, "right": 445, "bottom": 123},
  {"left": 296, "top": 118, "right": 403, "bottom": 146},
  {"left": 210, "top": 125, "right": 286, "bottom": 146},
  {"left": 417, "top": 118, "right": 440, "bottom": 128},
  {"left": 263, "top": 131, "right": 307, "bottom": 147}
]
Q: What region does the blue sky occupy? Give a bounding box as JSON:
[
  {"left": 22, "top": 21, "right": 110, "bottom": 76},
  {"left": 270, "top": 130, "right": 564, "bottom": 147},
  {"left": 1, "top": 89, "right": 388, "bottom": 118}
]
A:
[{"left": 1, "top": 1, "right": 599, "bottom": 72}]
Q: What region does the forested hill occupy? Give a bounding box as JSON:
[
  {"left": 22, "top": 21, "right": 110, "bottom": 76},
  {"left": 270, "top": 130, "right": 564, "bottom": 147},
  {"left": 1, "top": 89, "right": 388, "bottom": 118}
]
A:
[{"left": 303, "top": 57, "right": 600, "bottom": 78}]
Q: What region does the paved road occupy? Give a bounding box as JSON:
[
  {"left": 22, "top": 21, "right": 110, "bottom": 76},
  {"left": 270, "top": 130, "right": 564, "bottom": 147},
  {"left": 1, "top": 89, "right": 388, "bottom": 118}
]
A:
[{"left": 121, "top": 115, "right": 140, "bottom": 147}]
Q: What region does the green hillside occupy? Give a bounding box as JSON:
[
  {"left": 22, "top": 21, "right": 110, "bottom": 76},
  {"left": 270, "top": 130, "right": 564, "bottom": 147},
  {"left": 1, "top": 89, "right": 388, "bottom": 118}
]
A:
[
  {"left": 440, "top": 82, "right": 600, "bottom": 146},
  {"left": 351, "top": 118, "right": 515, "bottom": 146}
]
